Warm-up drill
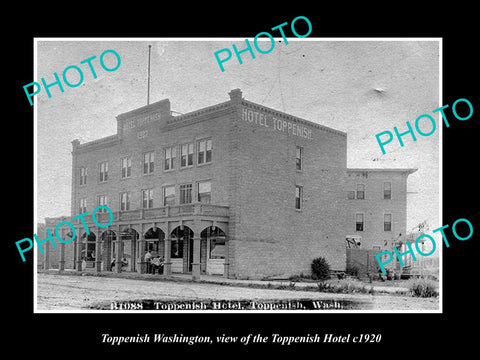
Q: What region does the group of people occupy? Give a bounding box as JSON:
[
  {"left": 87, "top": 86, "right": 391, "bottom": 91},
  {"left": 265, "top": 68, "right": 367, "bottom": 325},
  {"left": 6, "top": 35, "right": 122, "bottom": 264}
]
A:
[
  {"left": 144, "top": 251, "right": 164, "bottom": 274},
  {"left": 110, "top": 257, "right": 128, "bottom": 271},
  {"left": 108, "top": 252, "right": 164, "bottom": 273}
]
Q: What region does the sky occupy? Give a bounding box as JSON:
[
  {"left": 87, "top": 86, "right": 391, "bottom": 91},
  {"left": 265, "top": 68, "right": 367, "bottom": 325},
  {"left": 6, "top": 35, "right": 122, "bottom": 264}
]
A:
[{"left": 35, "top": 38, "right": 440, "bottom": 232}]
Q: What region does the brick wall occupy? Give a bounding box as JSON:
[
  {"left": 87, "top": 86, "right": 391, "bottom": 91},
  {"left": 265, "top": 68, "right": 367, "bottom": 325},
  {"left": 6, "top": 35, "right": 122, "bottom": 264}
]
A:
[
  {"left": 228, "top": 97, "right": 348, "bottom": 279},
  {"left": 67, "top": 90, "right": 350, "bottom": 279},
  {"left": 47, "top": 89, "right": 414, "bottom": 280},
  {"left": 72, "top": 102, "right": 233, "bottom": 217},
  {"left": 66, "top": 98, "right": 235, "bottom": 273},
  {"left": 345, "top": 169, "right": 415, "bottom": 250}
]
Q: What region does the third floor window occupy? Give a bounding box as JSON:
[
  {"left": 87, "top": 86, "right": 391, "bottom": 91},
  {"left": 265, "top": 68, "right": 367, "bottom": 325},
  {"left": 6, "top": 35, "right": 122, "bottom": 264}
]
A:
[
  {"left": 99, "top": 162, "right": 108, "bottom": 182},
  {"left": 356, "top": 184, "right": 365, "bottom": 200},
  {"left": 164, "top": 146, "right": 176, "bottom": 171},
  {"left": 384, "top": 182, "right": 392, "bottom": 199},
  {"left": 79, "top": 167, "right": 87, "bottom": 185},
  {"left": 121, "top": 157, "right": 132, "bottom": 179},
  {"left": 143, "top": 151, "right": 154, "bottom": 174},
  {"left": 181, "top": 143, "right": 194, "bottom": 168},
  {"left": 197, "top": 139, "right": 212, "bottom": 165}
]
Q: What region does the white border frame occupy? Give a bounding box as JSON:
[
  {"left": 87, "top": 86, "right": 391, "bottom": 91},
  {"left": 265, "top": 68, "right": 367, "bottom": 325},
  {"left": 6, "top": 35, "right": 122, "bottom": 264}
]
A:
[{"left": 33, "top": 37, "right": 443, "bottom": 314}]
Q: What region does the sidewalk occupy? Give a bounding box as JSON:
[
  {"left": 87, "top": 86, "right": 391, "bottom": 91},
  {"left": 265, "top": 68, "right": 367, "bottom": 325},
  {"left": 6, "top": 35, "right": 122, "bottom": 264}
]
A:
[
  {"left": 169, "top": 273, "right": 410, "bottom": 295},
  {"left": 37, "top": 269, "right": 411, "bottom": 295}
]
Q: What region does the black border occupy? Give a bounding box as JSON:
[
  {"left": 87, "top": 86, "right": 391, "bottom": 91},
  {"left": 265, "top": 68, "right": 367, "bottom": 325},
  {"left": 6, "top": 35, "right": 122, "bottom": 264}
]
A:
[{"left": 7, "top": 5, "right": 478, "bottom": 354}]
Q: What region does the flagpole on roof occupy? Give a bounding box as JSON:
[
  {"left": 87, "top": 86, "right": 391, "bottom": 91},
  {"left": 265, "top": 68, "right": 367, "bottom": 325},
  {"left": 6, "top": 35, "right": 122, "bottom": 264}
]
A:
[{"left": 147, "top": 45, "right": 152, "bottom": 105}]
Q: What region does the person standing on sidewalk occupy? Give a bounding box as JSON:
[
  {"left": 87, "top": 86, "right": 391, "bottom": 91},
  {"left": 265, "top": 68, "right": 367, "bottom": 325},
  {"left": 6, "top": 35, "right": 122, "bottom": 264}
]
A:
[{"left": 145, "top": 250, "right": 152, "bottom": 274}]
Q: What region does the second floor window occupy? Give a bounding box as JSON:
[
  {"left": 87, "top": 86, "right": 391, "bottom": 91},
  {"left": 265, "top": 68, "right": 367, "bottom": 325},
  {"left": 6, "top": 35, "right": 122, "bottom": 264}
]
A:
[
  {"left": 163, "top": 185, "right": 175, "bottom": 206},
  {"left": 98, "top": 195, "right": 108, "bottom": 212},
  {"left": 99, "top": 162, "right": 108, "bottom": 182},
  {"left": 143, "top": 151, "right": 154, "bottom": 174},
  {"left": 181, "top": 143, "right": 194, "bottom": 168},
  {"left": 121, "top": 157, "right": 132, "bottom": 179},
  {"left": 197, "top": 181, "right": 211, "bottom": 204},
  {"left": 197, "top": 139, "right": 212, "bottom": 165},
  {"left": 384, "top": 214, "right": 392, "bottom": 231},
  {"left": 141, "top": 189, "right": 153, "bottom": 209},
  {"left": 295, "top": 185, "right": 303, "bottom": 210},
  {"left": 356, "top": 213, "right": 364, "bottom": 231},
  {"left": 180, "top": 184, "right": 193, "bottom": 204},
  {"left": 120, "top": 192, "right": 131, "bottom": 211},
  {"left": 79, "top": 198, "right": 87, "bottom": 213}
]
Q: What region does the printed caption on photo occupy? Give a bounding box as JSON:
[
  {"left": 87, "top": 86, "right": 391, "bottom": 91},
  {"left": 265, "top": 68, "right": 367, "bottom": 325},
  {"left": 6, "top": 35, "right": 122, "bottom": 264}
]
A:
[{"left": 101, "top": 332, "right": 382, "bottom": 346}]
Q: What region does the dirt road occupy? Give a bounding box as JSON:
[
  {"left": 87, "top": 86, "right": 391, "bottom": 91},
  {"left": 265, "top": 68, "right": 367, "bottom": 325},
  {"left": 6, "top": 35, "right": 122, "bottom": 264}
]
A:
[{"left": 36, "top": 272, "right": 439, "bottom": 311}]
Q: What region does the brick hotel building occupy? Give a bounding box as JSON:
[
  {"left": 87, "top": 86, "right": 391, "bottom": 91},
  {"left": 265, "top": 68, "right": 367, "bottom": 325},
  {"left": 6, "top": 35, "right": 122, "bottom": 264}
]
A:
[{"left": 40, "top": 89, "right": 416, "bottom": 279}]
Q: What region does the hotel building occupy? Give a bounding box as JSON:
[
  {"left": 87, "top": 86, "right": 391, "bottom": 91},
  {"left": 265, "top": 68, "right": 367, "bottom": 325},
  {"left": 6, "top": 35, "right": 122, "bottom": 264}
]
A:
[{"left": 41, "top": 89, "right": 415, "bottom": 279}]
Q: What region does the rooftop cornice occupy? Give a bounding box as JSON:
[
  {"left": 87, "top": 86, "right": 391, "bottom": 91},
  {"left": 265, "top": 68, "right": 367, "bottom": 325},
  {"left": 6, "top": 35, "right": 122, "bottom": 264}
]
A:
[
  {"left": 165, "top": 100, "right": 233, "bottom": 128},
  {"left": 241, "top": 99, "right": 347, "bottom": 137},
  {"left": 74, "top": 134, "right": 121, "bottom": 153}
]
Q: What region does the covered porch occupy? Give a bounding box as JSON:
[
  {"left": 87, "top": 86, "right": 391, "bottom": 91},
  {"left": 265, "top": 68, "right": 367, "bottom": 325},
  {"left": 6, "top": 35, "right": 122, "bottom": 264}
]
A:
[{"left": 45, "top": 203, "right": 230, "bottom": 280}]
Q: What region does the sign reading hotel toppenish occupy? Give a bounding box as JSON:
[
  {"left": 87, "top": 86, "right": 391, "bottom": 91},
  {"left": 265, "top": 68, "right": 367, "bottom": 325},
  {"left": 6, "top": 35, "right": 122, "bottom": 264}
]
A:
[{"left": 242, "top": 108, "right": 313, "bottom": 140}]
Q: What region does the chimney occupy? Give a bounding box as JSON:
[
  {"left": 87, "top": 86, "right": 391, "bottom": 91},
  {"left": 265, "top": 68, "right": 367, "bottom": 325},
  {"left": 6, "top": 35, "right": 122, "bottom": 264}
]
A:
[
  {"left": 228, "top": 88, "right": 242, "bottom": 104},
  {"left": 71, "top": 139, "right": 80, "bottom": 151}
]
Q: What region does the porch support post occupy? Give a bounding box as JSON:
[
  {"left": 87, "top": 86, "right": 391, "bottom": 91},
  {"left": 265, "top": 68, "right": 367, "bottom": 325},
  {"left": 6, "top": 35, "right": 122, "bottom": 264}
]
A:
[
  {"left": 115, "top": 239, "right": 124, "bottom": 273},
  {"left": 59, "top": 242, "right": 65, "bottom": 271},
  {"left": 58, "top": 226, "right": 65, "bottom": 271},
  {"left": 164, "top": 237, "right": 172, "bottom": 276},
  {"left": 137, "top": 236, "right": 146, "bottom": 274},
  {"left": 192, "top": 237, "right": 201, "bottom": 281},
  {"left": 115, "top": 225, "right": 123, "bottom": 273},
  {"left": 95, "top": 228, "right": 102, "bottom": 273},
  {"left": 223, "top": 236, "right": 229, "bottom": 278},
  {"left": 76, "top": 227, "right": 83, "bottom": 272},
  {"left": 43, "top": 238, "right": 50, "bottom": 270}
]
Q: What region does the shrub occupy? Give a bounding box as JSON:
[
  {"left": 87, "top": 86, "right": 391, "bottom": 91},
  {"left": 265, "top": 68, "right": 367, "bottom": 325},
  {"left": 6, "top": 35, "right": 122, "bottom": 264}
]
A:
[
  {"left": 409, "top": 278, "right": 438, "bottom": 298},
  {"left": 337, "top": 279, "right": 368, "bottom": 294},
  {"left": 311, "top": 257, "right": 331, "bottom": 280},
  {"left": 317, "top": 282, "right": 335, "bottom": 293},
  {"left": 317, "top": 279, "right": 369, "bottom": 294}
]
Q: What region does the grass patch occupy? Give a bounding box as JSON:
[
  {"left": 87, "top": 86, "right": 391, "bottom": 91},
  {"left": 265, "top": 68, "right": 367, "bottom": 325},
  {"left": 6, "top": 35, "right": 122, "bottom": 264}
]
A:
[
  {"left": 317, "top": 279, "right": 373, "bottom": 294},
  {"left": 408, "top": 278, "right": 438, "bottom": 298}
]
